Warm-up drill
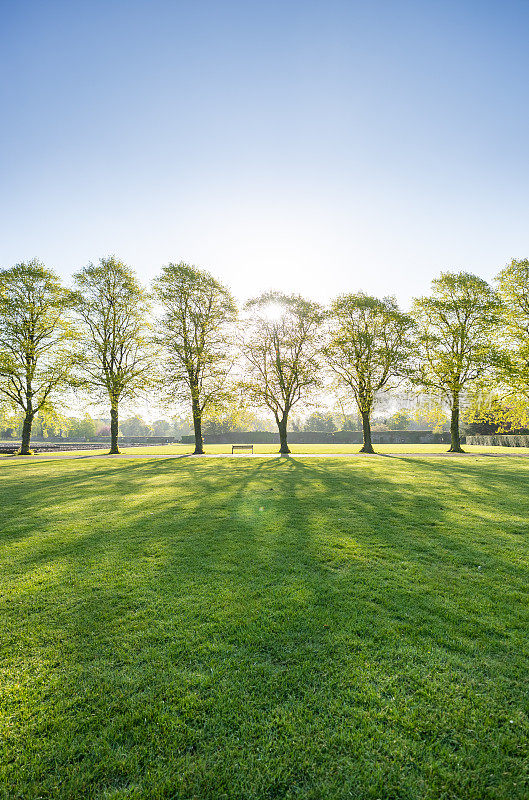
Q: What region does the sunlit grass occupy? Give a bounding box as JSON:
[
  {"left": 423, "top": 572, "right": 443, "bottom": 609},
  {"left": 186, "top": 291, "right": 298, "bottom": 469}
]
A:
[
  {"left": 2, "top": 442, "right": 529, "bottom": 457},
  {"left": 1, "top": 456, "right": 529, "bottom": 798}
]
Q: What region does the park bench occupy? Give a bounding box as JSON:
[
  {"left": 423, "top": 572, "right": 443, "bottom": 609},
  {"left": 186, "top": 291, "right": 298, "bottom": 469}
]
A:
[{"left": 232, "top": 444, "right": 254, "bottom": 454}]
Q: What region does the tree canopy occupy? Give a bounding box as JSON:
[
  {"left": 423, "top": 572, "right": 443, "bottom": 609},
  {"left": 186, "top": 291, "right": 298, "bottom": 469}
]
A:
[
  {"left": 324, "top": 293, "right": 414, "bottom": 453},
  {"left": 2, "top": 255, "right": 529, "bottom": 454},
  {"left": 240, "top": 292, "right": 323, "bottom": 454},
  {"left": 496, "top": 258, "right": 529, "bottom": 401},
  {"left": 154, "top": 262, "right": 237, "bottom": 455},
  {"left": 412, "top": 271, "right": 501, "bottom": 452},
  {"left": 73, "top": 256, "right": 154, "bottom": 454},
  {"left": 0, "top": 260, "right": 77, "bottom": 454}
]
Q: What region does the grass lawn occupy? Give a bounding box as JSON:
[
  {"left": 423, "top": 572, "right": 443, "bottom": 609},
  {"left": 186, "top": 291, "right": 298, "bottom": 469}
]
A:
[
  {"left": 3, "top": 442, "right": 529, "bottom": 457},
  {"left": 1, "top": 457, "right": 529, "bottom": 799}
]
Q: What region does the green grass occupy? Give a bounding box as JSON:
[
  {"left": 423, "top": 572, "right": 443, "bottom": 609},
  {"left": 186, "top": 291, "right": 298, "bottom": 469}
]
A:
[
  {"left": 1, "top": 457, "right": 529, "bottom": 799},
  {"left": 3, "top": 442, "right": 529, "bottom": 457}
]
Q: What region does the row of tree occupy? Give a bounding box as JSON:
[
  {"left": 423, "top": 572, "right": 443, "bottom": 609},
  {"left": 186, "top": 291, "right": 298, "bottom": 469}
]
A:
[
  {"left": 301, "top": 409, "right": 451, "bottom": 433},
  {"left": 0, "top": 257, "right": 528, "bottom": 455},
  {"left": 0, "top": 403, "right": 452, "bottom": 442},
  {"left": 0, "top": 410, "right": 194, "bottom": 441}
]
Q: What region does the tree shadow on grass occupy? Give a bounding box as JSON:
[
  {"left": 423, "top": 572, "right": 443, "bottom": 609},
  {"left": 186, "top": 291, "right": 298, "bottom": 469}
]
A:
[
  {"left": 2, "top": 457, "right": 529, "bottom": 799},
  {"left": 3, "top": 455, "right": 529, "bottom": 639}
]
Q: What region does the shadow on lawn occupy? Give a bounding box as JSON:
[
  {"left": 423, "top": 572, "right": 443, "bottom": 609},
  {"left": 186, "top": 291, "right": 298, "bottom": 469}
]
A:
[
  {"left": 2, "top": 457, "right": 529, "bottom": 798},
  {"left": 2, "top": 454, "right": 527, "bottom": 575},
  {"left": 3, "top": 456, "right": 528, "bottom": 656}
]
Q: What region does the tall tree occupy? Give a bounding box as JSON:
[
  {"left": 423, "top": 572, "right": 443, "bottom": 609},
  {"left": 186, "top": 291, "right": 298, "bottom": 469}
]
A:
[
  {"left": 34, "top": 401, "right": 70, "bottom": 439},
  {"left": 0, "top": 260, "right": 77, "bottom": 454},
  {"left": 387, "top": 410, "right": 412, "bottom": 430},
  {"left": 153, "top": 262, "right": 237, "bottom": 455},
  {"left": 120, "top": 415, "right": 153, "bottom": 437},
  {"left": 496, "top": 258, "right": 529, "bottom": 404},
  {"left": 324, "top": 293, "right": 414, "bottom": 453},
  {"left": 412, "top": 272, "right": 500, "bottom": 453},
  {"left": 67, "top": 413, "right": 98, "bottom": 440},
  {"left": 241, "top": 292, "right": 323, "bottom": 454},
  {"left": 73, "top": 256, "right": 153, "bottom": 454},
  {"left": 303, "top": 411, "right": 338, "bottom": 433}
]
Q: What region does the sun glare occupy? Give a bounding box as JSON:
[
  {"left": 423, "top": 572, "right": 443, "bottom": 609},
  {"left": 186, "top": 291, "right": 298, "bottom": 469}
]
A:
[{"left": 260, "top": 302, "right": 285, "bottom": 323}]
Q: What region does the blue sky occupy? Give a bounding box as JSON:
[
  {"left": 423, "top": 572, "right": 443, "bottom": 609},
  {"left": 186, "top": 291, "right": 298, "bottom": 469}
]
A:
[{"left": 1, "top": 0, "right": 528, "bottom": 307}]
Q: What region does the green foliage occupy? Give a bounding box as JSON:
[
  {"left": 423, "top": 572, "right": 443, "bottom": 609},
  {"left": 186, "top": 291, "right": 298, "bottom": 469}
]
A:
[
  {"left": 341, "top": 414, "right": 361, "bottom": 431},
  {"left": 154, "top": 262, "right": 237, "bottom": 417},
  {"left": 73, "top": 256, "right": 154, "bottom": 408},
  {"left": 412, "top": 272, "right": 501, "bottom": 401},
  {"left": 0, "top": 259, "right": 78, "bottom": 418},
  {"left": 412, "top": 272, "right": 502, "bottom": 450},
  {"left": 170, "top": 414, "right": 193, "bottom": 438},
  {"left": 34, "top": 402, "right": 71, "bottom": 438},
  {"left": 151, "top": 419, "right": 173, "bottom": 436},
  {"left": 66, "top": 413, "right": 97, "bottom": 440},
  {"left": 0, "top": 401, "right": 22, "bottom": 439},
  {"left": 463, "top": 392, "right": 529, "bottom": 434},
  {"left": 334, "top": 406, "right": 362, "bottom": 431},
  {"left": 203, "top": 402, "right": 257, "bottom": 435},
  {"left": 241, "top": 292, "right": 324, "bottom": 422},
  {"left": 303, "top": 411, "right": 338, "bottom": 432},
  {"left": 325, "top": 293, "right": 415, "bottom": 417},
  {"left": 387, "top": 409, "right": 411, "bottom": 430},
  {"left": 325, "top": 293, "right": 414, "bottom": 453},
  {"left": 1, "top": 457, "right": 529, "bottom": 798},
  {"left": 412, "top": 401, "right": 449, "bottom": 433},
  {"left": 120, "top": 415, "right": 153, "bottom": 437},
  {"left": 496, "top": 258, "right": 529, "bottom": 400}
]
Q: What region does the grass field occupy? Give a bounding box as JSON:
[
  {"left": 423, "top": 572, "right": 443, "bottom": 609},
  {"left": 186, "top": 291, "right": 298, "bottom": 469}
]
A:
[
  {"left": 3, "top": 442, "right": 529, "bottom": 457},
  {"left": 1, "top": 456, "right": 529, "bottom": 798}
]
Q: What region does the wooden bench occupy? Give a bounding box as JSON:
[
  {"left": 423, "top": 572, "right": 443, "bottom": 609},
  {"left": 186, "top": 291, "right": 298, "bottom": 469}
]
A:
[{"left": 232, "top": 444, "right": 254, "bottom": 454}]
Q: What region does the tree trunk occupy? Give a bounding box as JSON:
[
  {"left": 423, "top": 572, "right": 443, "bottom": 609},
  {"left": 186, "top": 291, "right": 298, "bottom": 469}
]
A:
[
  {"left": 19, "top": 412, "right": 34, "bottom": 455},
  {"left": 109, "top": 404, "right": 120, "bottom": 454},
  {"left": 448, "top": 393, "right": 464, "bottom": 453},
  {"left": 192, "top": 401, "right": 204, "bottom": 455},
  {"left": 277, "top": 415, "right": 290, "bottom": 455},
  {"left": 359, "top": 409, "right": 375, "bottom": 453}
]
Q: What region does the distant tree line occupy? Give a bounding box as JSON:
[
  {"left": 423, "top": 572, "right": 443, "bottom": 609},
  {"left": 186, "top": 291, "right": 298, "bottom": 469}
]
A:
[
  {"left": 0, "top": 408, "right": 196, "bottom": 442},
  {"left": 1, "top": 256, "right": 528, "bottom": 454},
  {"left": 0, "top": 406, "right": 451, "bottom": 443}
]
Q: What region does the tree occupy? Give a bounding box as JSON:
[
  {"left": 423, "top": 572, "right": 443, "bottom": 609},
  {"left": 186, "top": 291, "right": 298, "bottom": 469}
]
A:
[
  {"left": 0, "top": 401, "right": 21, "bottom": 440},
  {"left": 170, "top": 414, "right": 193, "bottom": 439},
  {"left": 496, "top": 258, "right": 529, "bottom": 406},
  {"left": 34, "top": 402, "right": 70, "bottom": 438},
  {"left": 324, "top": 293, "right": 414, "bottom": 453},
  {"left": 151, "top": 419, "right": 172, "bottom": 436},
  {"left": 202, "top": 402, "right": 256, "bottom": 436},
  {"left": 67, "top": 413, "right": 97, "bottom": 440},
  {"left": 462, "top": 386, "right": 529, "bottom": 435},
  {"left": 241, "top": 292, "right": 323, "bottom": 454},
  {"left": 412, "top": 401, "right": 449, "bottom": 433},
  {"left": 412, "top": 272, "right": 501, "bottom": 453},
  {"left": 120, "top": 415, "right": 153, "bottom": 437},
  {"left": 73, "top": 256, "right": 154, "bottom": 454},
  {"left": 0, "top": 260, "right": 77, "bottom": 454},
  {"left": 303, "top": 411, "right": 337, "bottom": 432},
  {"left": 153, "top": 262, "right": 237, "bottom": 455},
  {"left": 340, "top": 414, "right": 361, "bottom": 431},
  {"left": 387, "top": 410, "right": 411, "bottom": 430}
]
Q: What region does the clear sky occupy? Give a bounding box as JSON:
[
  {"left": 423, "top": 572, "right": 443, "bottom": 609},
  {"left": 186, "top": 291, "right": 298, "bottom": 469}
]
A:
[{"left": 1, "top": 0, "right": 528, "bottom": 308}]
